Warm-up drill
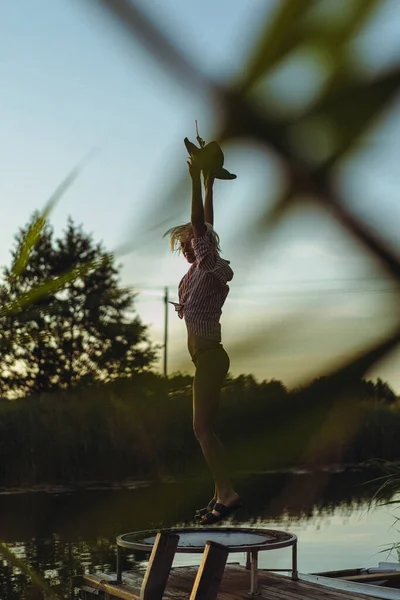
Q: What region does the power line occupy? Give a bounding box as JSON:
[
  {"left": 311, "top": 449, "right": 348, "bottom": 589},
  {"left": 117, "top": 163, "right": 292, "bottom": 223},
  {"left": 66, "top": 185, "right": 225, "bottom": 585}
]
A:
[
  {"left": 128, "top": 275, "right": 400, "bottom": 293},
  {"left": 230, "top": 287, "right": 400, "bottom": 299},
  {"left": 231, "top": 276, "right": 400, "bottom": 288},
  {"left": 132, "top": 284, "right": 400, "bottom": 299},
  {"left": 163, "top": 286, "right": 168, "bottom": 377}
]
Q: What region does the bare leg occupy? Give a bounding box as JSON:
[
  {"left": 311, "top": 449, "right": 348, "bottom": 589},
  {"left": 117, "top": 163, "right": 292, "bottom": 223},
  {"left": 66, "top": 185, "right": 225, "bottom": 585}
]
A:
[
  {"left": 195, "top": 431, "right": 237, "bottom": 502},
  {"left": 192, "top": 347, "right": 239, "bottom": 506}
]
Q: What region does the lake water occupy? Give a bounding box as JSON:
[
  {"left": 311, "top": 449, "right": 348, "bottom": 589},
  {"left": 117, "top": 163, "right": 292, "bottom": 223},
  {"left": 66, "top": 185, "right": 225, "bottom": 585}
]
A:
[{"left": 0, "top": 468, "right": 399, "bottom": 598}]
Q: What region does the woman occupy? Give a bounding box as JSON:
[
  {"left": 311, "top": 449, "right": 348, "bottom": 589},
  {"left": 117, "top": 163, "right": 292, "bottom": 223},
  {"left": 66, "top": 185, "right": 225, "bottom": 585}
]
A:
[{"left": 164, "top": 155, "right": 241, "bottom": 524}]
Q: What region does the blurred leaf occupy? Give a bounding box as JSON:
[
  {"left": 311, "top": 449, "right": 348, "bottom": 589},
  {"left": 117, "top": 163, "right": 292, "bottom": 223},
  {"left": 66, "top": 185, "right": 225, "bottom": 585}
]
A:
[
  {"left": 305, "top": 66, "right": 400, "bottom": 166},
  {"left": 12, "top": 213, "right": 47, "bottom": 278},
  {"left": 0, "top": 542, "right": 60, "bottom": 599},
  {"left": 303, "top": 0, "right": 382, "bottom": 95},
  {"left": 2, "top": 255, "right": 110, "bottom": 318},
  {"left": 220, "top": 75, "right": 400, "bottom": 285},
  {"left": 304, "top": 0, "right": 381, "bottom": 57},
  {"left": 322, "top": 325, "right": 400, "bottom": 385},
  {"left": 320, "top": 0, "right": 379, "bottom": 38},
  {"left": 241, "top": 0, "right": 316, "bottom": 92},
  {"left": 12, "top": 162, "right": 85, "bottom": 278},
  {"left": 312, "top": 169, "right": 400, "bottom": 284}
]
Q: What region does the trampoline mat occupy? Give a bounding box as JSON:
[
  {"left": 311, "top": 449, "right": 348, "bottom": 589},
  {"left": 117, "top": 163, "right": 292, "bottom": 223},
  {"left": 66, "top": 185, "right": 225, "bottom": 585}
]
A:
[
  {"left": 117, "top": 527, "right": 295, "bottom": 553},
  {"left": 144, "top": 530, "right": 272, "bottom": 548}
]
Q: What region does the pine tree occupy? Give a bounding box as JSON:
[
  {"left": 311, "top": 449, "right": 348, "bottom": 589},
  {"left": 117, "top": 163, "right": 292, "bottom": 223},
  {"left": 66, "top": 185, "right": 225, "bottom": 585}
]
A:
[{"left": 0, "top": 215, "right": 158, "bottom": 397}]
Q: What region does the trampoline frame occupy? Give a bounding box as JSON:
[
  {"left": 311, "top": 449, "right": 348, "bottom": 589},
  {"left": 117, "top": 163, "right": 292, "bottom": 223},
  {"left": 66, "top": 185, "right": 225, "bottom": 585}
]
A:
[{"left": 116, "top": 526, "right": 298, "bottom": 595}]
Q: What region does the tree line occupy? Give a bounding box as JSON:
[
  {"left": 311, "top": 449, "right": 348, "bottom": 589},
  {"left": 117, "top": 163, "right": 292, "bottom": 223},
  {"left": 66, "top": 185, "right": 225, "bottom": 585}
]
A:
[
  {"left": 0, "top": 215, "right": 399, "bottom": 487},
  {"left": 0, "top": 370, "right": 398, "bottom": 487}
]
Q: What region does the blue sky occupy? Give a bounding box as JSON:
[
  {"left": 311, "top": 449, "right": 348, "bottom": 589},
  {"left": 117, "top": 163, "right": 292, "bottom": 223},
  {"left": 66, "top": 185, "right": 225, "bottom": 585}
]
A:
[{"left": 2, "top": 0, "right": 400, "bottom": 390}]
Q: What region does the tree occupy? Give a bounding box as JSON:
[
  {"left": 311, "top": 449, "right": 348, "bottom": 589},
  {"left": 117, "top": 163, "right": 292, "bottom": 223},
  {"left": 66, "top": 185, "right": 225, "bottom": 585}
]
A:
[
  {"left": 372, "top": 378, "right": 398, "bottom": 405},
  {"left": 0, "top": 215, "right": 158, "bottom": 397}
]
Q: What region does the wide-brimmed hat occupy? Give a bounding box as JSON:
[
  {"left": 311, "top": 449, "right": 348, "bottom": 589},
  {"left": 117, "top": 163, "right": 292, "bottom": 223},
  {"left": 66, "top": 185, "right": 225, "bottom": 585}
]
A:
[{"left": 184, "top": 138, "right": 237, "bottom": 180}]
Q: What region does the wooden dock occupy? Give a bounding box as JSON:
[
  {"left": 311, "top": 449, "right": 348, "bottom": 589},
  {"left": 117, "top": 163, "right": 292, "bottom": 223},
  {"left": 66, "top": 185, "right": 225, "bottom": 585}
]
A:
[
  {"left": 73, "top": 564, "right": 384, "bottom": 599},
  {"left": 72, "top": 531, "right": 383, "bottom": 599}
]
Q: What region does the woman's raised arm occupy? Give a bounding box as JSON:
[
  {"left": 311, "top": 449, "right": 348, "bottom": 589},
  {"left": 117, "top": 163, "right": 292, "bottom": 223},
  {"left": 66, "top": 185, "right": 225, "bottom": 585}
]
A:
[
  {"left": 204, "top": 173, "right": 214, "bottom": 227},
  {"left": 188, "top": 157, "right": 206, "bottom": 238}
]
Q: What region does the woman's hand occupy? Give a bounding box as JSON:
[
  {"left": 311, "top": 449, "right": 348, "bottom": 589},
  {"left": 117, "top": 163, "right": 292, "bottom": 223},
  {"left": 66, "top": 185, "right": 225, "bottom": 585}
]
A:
[{"left": 187, "top": 156, "right": 201, "bottom": 180}]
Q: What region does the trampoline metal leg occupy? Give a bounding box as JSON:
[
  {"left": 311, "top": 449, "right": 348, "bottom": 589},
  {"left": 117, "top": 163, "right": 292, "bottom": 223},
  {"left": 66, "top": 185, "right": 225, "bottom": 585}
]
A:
[
  {"left": 249, "top": 550, "right": 259, "bottom": 596},
  {"left": 246, "top": 552, "right": 251, "bottom": 570},
  {"left": 116, "top": 545, "right": 123, "bottom": 583},
  {"left": 292, "top": 541, "right": 298, "bottom": 580}
]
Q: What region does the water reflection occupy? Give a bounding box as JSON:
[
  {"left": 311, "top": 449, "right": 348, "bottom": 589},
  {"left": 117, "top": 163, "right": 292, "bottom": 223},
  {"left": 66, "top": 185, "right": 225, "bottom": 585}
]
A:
[{"left": 0, "top": 468, "right": 397, "bottom": 599}]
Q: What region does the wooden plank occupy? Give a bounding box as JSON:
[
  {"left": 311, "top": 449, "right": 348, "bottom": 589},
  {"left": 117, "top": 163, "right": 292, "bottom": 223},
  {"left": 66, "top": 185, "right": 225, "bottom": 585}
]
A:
[
  {"left": 218, "top": 568, "right": 381, "bottom": 600},
  {"left": 140, "top": 531, "right": 180, "bottom": 600},
  {"left": 189, "top": 540, "right": 229, "bottom": 600},
  {"left": 71, "top": 573, "right": 140, "bottom": 600},
  {"left": 74, "top": 565, "right": 386, "bottom": 600},
  {"left": 256, "top": 571, "right": 382, "bottom": 600},
  {"left": 166, "top": 565, "right": 375, "bottom": 600}
]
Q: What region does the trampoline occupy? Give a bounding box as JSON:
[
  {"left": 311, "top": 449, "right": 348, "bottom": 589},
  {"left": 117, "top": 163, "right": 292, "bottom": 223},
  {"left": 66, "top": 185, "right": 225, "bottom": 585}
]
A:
[{"left": 116, "top": 526, "right": 298, "bottom": 594}]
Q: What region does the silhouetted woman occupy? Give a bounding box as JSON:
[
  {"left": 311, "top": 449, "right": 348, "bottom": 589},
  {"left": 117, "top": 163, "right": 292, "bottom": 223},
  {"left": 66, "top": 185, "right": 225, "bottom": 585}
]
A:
[{"left": 164, "top": 155, "right": 241, "bottom": 524}]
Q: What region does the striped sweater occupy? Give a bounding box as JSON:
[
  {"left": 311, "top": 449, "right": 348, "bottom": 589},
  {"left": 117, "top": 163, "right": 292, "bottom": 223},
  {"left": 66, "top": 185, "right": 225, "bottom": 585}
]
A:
[{"left": 172, "top": 226, "right": 233, "bottom": 341}]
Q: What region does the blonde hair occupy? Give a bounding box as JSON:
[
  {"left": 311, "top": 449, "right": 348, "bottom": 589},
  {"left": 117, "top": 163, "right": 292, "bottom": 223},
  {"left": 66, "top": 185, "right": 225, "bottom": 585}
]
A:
[{"left": 163, "top": 222, "right": 221, "bottom": 255}]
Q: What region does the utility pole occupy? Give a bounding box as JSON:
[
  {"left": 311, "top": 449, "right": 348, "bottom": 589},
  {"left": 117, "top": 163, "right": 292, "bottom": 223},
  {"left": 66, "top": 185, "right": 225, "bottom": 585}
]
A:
[{"left": 163, "top": 286, "right": 168, "bottom": 377}]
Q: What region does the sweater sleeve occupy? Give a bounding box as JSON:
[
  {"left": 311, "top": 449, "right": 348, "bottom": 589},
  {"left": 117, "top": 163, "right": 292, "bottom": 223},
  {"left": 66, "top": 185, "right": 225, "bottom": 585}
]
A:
[
  {"left": 191, "top": 226, "right": 233, "bottom": 286},
  {"left": 191, "top": 229, "right": 217, "bottom": 270}
]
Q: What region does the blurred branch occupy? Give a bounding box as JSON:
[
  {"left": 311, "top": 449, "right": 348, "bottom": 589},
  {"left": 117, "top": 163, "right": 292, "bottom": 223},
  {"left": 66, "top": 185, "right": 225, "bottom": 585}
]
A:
[
  {"left": 87, "top": 0, "right": 206, "bottom": 89},
  {"left": 83, "top": 0, "right": 400, "bottom": 385},
  {"left": 218, "top": 80, "right": 400, "bottom": 286},
  {"left": 85, "top": 0, "right": 400, "bottom": 294}
]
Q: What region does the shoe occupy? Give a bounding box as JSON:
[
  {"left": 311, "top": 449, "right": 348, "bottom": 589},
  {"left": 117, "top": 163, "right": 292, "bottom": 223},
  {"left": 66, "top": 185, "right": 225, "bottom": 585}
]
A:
[
  {"left": 184, "top": 137, "right": 201, "bottom": 159},
  {"left": 194, "top": 498, "right": 216, "bottom": 519},
  {"left": 184, "top": 138, "right": 237, "bottom": 180},
  {"left": 200, "top": 500, "right": 242, "bottom": 525},
  {"left": 214, "top": 167, "right": 237, "bottom": 180}
]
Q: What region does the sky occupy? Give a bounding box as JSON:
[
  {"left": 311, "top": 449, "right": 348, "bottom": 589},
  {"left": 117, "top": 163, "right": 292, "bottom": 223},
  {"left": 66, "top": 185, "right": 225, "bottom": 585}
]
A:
[{"left": 2, "top": 0, "right": 400, "bottom": 390}]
